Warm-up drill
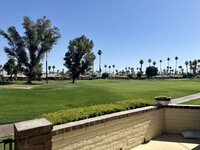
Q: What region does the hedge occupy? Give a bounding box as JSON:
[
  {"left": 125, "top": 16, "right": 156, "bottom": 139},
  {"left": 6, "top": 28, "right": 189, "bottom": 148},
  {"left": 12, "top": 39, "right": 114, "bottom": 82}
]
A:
[{"left": 41, "top": 99, "right": 155, "bottom": 125}]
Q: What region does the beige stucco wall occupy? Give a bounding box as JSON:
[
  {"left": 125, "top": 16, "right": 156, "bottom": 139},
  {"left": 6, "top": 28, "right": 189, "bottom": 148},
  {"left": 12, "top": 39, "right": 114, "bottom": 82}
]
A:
[
  {"left": 52, "top": 107, "right": 165, "bottom": 150},
  {"left": 165, "top": 107, "right": 200, "bottom": 133}
]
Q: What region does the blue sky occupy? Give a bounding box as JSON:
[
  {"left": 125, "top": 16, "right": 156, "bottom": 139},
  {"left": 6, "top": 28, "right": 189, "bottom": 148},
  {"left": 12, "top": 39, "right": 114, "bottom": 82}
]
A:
[{"left": 0, "top": 0, "right": 200, "bottom": 72}]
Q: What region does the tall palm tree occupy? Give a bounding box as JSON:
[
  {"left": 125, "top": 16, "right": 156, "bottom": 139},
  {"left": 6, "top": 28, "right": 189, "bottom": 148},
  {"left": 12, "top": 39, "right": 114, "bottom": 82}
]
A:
[
  {"left": 185, "top": 61, "right": 188, "bottom": 74},
  {"left": 97, "top": 50, "right": 102, "bottom": 74},
  {"left": 108, "top": 66, "right": 111, "bottom": 74},
  {"left": 159, "top": 60, "right": 162, "bottom": 74},
  {"left": 48, "top": 66, "right": 51, "bottom": 73},
  {"left": 178, "top": 66, "right": 182, "bottom": 74},
  {"left": 189, "top": 60, "right": 192, "bottom": 73},
  {"left": 112, "top": 65, "right": 115, "bottom": 74},
  {"left": 148, "top": 59, "right": 152, "bottom": 66},
  {"left": 152, "top": 61, "right": 156, "bottom": 66},
  {"left": 131, "top": 68, "right": 134, "bottom": 75},
  {"left": 52, "top": 65, "right": 55, "bottom": 73},
  {"left": 193, "top": 60, "right": 197, "bottom": 75},
  {"left": 198, "top": 59, "right": 200, "bottom": 68},
  {"left": 139, "top": 60, "right": 144, "bottom": 73},
  {"left": 0, "top": 64, "right": 2, "bottom": 76},
  {"left": 104, "top": 65, "right": 107, "bottom": 72},
  {"left": 167, "top": 57, "right": 170, "bottom": 73},
  {"left": 175, "top": 56, "right": 178, "bottom": 74}
]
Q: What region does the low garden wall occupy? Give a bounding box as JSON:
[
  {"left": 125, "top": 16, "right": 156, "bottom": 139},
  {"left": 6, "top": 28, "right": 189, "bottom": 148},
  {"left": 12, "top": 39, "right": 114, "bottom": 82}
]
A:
[
  {"left": 165, "top": 105, "right": 200, "bottom": 133},
  {"left": 52, "top": 106, "right": 165, "bottom": 150},
  {"left": 13, "top": 104, "right": 200, "bottom": 150}
]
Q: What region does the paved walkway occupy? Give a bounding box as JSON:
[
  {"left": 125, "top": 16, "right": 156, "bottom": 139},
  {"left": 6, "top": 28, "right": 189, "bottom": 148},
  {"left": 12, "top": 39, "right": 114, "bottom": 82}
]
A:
[
  {"left": 0, "top": 123, "right": 14, "bottom": 137},
  {"left": 170, "top": 93, "right": 200, "bottom": 104},
  {"left": 0, "top": 93, "right": 200, "bottom": 137},
  {"left": 132, "top": 134, "right": 200, "bottom": 150}
]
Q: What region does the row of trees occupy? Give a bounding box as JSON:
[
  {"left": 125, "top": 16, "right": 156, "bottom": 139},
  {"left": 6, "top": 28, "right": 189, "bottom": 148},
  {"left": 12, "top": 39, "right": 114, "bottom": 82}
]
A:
[
  {"left": 138, "top": 58, "right": 200, "bottom": 75},
  {"left": 1, "top": 16, "right": 200, "bottom": 83}
]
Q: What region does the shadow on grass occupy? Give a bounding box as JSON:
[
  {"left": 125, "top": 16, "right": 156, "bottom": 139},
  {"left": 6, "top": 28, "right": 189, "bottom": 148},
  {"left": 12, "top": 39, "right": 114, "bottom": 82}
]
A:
[
  {"left": 0, "top": 81, "right": 44, "bottom": 86},
  {"left": 0, "top": 82, "right": 13, "bottom": 85}
]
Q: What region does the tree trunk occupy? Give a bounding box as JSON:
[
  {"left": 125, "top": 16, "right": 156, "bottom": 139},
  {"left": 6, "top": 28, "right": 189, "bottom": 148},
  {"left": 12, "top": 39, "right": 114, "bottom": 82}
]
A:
[
  {"left": 72, "top": 78, "right": 75, "bottom": 83},
  {"left": 27, "top": 76, "right": 32, "bottom": 84}
]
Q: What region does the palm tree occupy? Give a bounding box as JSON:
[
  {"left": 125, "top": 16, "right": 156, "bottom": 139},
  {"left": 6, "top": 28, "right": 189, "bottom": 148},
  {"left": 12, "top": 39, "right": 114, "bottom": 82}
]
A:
[
  {"left": 189, "top": 60, "right": 192, "bottom": 73},
  {"left": 112, "top": 65, "right": 115, "bottom": 74},
  {"left": 115, "top": 69, "right": 119, "bottom": 75},
  {"left": 104, "top": 65, "right": 107, "bottom": 72},
  {"left": 175, "top": 56, "right": 178, "bottom": 74},
  {"left": 108, "top": 66, "right": 111, "bottom": 74},
  {"left": 131, "top": 68, "right": 134, "bottom": 75},
  {"left": 193, "top": 60, "right": 197, "bottom": 75},
  {"left": 139, "top": 60, "right": 144, "bottom": 73},
  {"left": 185, "top": 61, "right": 188, "bottom": 74},
  {"left": 97, "top": 50, "right": 102, "bottom": 74},
  {"left": 167, "top": 57, "right": 170, "bottom": 73},
  {"left": 159, "top": 60, "right": 162, "bottom": 74},
  {"left": 0, "top": 64, "right": 2, "bottom": 76},
  {"left": 48, "top": 66, "right": 51, "bottom": 73},
  {"left": 152, "top": 61, "right": 156, "bottom": 66},
  {"left": 198, "top": 59, "right": 200, "bottom": 68},
  {"left": 178, "top": 66, "right": 182, "bottom": 74},
  {"left": 148, "top": 59, "right": 152, "bottom": 66},
  {"left": 52, "top": 65, "right": 55, "bottom": 73}
]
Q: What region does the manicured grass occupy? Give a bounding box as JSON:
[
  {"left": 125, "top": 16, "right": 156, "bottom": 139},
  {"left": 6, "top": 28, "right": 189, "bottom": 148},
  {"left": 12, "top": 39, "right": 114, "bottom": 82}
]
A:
[
  {"left": 182, "top": 98, "right": 200, "bottom": 105},
  {"left": 0, "top": 79, "right": 200, "bottom": 124}
]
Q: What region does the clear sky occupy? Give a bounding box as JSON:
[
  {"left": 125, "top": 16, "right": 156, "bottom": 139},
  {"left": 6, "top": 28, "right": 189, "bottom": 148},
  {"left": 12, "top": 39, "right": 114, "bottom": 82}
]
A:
[{"left": 1, "top": 0, "right": 200, "bottom": 72}]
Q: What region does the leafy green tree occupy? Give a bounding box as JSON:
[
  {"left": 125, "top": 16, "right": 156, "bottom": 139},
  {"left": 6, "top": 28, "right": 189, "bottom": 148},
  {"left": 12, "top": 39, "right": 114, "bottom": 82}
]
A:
[
  {"left": 3, "top": 58, "right": 18, "bottom": 80},
  {"left": 145, "top": 66, "right": 158, "bottom": 78},
  {"left": 0, "top": 16, "right": 61, "bottom": 84},
  {"left": 101, "top": 72, "right": 109, "bottom": 79},
  {"left": 63, "top": 35, "right": 95, "bottom": 83},
  {"left": 136, "top": 72, "right": 142, "bottom": 79}
]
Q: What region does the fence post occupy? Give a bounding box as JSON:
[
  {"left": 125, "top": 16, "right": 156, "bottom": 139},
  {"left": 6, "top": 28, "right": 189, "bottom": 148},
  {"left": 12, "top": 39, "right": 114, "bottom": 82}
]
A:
[{"left": 14, "top": 118, "right": 53, "bottom": 150}]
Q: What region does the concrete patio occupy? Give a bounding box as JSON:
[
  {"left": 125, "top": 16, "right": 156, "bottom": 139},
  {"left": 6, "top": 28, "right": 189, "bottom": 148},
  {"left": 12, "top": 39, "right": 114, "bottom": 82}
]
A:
[{"left": 132, "top": 134, "right": 200, "bottom": 150}]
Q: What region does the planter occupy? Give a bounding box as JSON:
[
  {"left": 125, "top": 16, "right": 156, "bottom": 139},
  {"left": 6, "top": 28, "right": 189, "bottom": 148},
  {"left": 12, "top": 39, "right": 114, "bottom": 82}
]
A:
[{"left": 155, "top": 96, "right": 171, "bottom": 106}]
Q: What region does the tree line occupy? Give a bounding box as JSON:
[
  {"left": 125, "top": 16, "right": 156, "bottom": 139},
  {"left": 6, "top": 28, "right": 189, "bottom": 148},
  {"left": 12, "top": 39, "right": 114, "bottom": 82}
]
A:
[{"left": 1, "top": 16, "right": 200, "bottom": 83}]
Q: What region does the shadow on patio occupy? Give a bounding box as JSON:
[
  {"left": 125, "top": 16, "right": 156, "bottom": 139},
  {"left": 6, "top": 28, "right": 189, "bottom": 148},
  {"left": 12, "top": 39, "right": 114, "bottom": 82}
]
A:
[{"left": 133, "top": 134, "right": 200, "bottom": 150}]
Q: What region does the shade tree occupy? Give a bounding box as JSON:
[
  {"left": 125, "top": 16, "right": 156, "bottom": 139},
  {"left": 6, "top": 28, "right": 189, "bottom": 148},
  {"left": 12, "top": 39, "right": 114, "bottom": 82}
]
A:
[
  {"left": 0, "top": 16, "right": 61, "bottom": 84},
  {"left": 63, "top": 35, "right": 95, "bottom": 83}
]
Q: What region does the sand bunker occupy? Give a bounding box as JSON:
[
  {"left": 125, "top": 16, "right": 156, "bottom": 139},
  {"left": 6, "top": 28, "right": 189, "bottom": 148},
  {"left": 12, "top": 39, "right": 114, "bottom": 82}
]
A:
[{"left": 0, "top": 85, "right": 35, "bottom": 89}]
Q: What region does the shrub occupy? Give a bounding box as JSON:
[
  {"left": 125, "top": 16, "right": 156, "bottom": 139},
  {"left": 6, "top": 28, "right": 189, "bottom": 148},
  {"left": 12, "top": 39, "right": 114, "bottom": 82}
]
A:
[
  {"left": 145, "top": 66, "right": 158, "bottom": 78},
  {"left": 41, "top": 99, "right": 154, "bottom": 125},
  {"left": 101, "top": 72, "right": 109, "bottom": 79},
  {"left": 137, "top": 72, "right": 142, "bottom": 79}
]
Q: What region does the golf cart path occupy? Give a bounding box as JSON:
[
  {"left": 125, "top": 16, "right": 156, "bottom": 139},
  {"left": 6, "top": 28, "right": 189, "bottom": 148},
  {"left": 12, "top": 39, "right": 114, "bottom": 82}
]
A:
[{"left": 170, "top": 92, "right": 200, "bottom": 104}]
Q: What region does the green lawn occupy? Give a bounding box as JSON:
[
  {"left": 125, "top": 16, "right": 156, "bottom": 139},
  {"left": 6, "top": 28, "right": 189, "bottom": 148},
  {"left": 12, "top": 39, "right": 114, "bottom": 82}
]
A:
[{"left": 1, "top": 79, "right": 200, "bottom": 124}]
